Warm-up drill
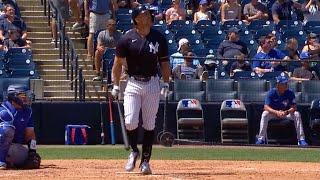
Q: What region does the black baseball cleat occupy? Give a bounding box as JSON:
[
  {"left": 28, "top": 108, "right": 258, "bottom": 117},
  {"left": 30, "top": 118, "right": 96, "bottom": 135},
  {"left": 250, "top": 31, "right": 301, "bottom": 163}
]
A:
[
  {"left": 140, "top": 160, "right": 152, "bottom": 175},
  {"left": 125, "top": 151, "right": 140, "bottom": 171}
]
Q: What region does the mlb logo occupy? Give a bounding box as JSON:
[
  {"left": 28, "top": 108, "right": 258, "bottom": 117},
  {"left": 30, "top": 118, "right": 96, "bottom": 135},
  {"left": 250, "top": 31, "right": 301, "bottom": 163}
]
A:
[
  {"left": 226, "top": 100, "right": 241, "bottom": 108},
  {"left": 182, "top": 99, "right": 198, "bottom": 108}
]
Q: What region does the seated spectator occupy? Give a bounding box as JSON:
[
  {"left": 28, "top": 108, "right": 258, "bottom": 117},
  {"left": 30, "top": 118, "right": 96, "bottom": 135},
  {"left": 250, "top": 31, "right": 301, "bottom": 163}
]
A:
[
  {"left": 271, "top": 0, "right": 302, "bottom": 24},
  {"left": 170, "top": 38, "right": 200, "bottom": 69},
  {"left": 165, "top": 0, "right": 186, "bottom": 25},
  {"left": 117, "top": 0, "right": 131, "bottom": 9},
  {"left": 172, "top": 51, "right": 203, "bottom": 80},
  {"left": 220, "top": 0, "right": 241, "bottom": 23},
  {"left": 253, "top": 36, "right": 287, "bottom": 75},
  {"left": 0, "top": 0, "right": 20, "bottom": 18},
  {"left": 50, "top": 0, "right": 70, "bottom": 43},
  {"left": 300, "top": 33, "right": 320, "bottom": 76},
  {"left": 257, "top": 33, "right": 278, "bottom": 53},
  {"left": 291, "top": 54, "right": 319, "bottom": 81},
  {"left": 217, "top": 27, "right": 248, "bottom": 73},
  {"left": 0, "top": 5, "right": 31, "bottom": 47},
  {"left": 203, "top": 54, "right": 218, "bottom": 78},
  {"left": 193, "top": 0, "right": 212, "bottom": 23},
  {"left": 282, "top": 38, "right": 301, "bottom": 73},
  {"left": 255, "top": 75, "right": 308, "bottom": 146},
  {"left": 303, "top": 0, "right": 320, "bottom": 23},
  {"left": 93, "top": 19, "right": 122, "bottom": 81},
  {"left": 243, "top": 0, "right": 269, "bottom": 24},
  {"left": 230, "top": 54, "right": 252, "bottom": 76},
  {"left": 3, "top": 29, "right": 30, "bottom": 48},
  {"left": 69, "top": 0, "right": 86, "bottom": 30}
]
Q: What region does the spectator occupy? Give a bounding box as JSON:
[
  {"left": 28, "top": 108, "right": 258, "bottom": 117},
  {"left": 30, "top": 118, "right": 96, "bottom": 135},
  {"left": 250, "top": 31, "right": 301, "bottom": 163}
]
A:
[
  {"left": 291, "top": 55, "right": 319, "bottom": 81},
  {"left": 165, "top": 0, "right": 186, "bottom": 25},
  {"left": 230, "top": 53, "right": 252, "bottom": 76},
  {"left": 252, "top": 36, "right": 286, "bottom": 75},
  {"left": 282, "top": 38, "right": 301, "bottom": 73},
  {"left": 50, "top": 0, "right": 70, "bottom": 43},
  {"left": 172, "top": 51, "right": 203, "bottom": 80},
  {"left": 257, "top": 33, "right": 278, "bottom": 53},
  {"left": 300, "top": 33, "right": 320, "bottom": 76},
  {"left": 3, "top": 29, "right": 30, "bottom": 48},
  {"left": 0, "top": 5, "right": 30, "bottom": 47},
  {"left": 117, "top": 0, "right": 131, "bottom": 8},
  {"left": 303, "top": 0, "right": 320, "bottom": 23},
  {"left": 69, "top": 0, "right": 86, "bottom": 30},
  {"left": 217, "top": 27, "right": 248, "bottom": 73},
  {"left": 93, "top": 19, "right": 122, "bottom": 81},
  {"left": 203, "top": 54, "right": 218, "bottom": 79},
  {"left": 220, "top": 0, "right": 242, "bottom": 23},
  {"left": 193, "top": 0, "right": 212, "bottom": 23},
  {"left": 170, "top": 38, "right": 200, "bottom": 69},
  {"left": 271, "top": 0, "right": 302, "bottom": 24},
  {"left": 0, "top": 0, "right": 20, "bottom": 18},
  {"left": 255, "top": 75, "right": 308, "bottom": 146},
  {"left": 243, "top": 0, "right": 269, "bottom": 24},
  {"left": 85, "top": 0, "right": 117, "bottom": 63}
]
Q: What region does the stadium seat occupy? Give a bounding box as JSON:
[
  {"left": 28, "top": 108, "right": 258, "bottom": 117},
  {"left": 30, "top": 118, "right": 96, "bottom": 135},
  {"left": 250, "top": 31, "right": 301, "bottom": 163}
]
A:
[
  {"left": 169, "top": 20, "right": 193, "bottom": 33},
  {"left": 201, "top": 28, "right": 226, "bottom": 43},
  {"left": 173, "top": 79, "right": 205, "bottom": 102},
  {"left": 310, "top": 98, "right": 320, "bottom": 145},
  {"left": 220, "top": 99, "right": 249, "bottom": 144},
  {"left": 268, "top": 80, "right": 300, "bottom": 92},
  {"left": 237, "top": 79, "right": 267, "bottom": 102},
  {"left": 194, "top": 20, "right": 219, "bottom": 33},
  {"left": 206, "top": 79, "right": 237, "bottom": 102},
  {"left": 221, "top": 20, "right": 246, "bottom": 32},
  {"left": 233, "top": 71, "right": 258, "bottom": 80},
  {"left": 260, "top": 71, "right": 283, "bottom": 81},
  {"left": 281, "top": 29, "right": 306, "bottom": 42},
  {"left": 277, "top": 20, "right": 303, "bottom": 32},
  {"left": 301, "top": 81, "right": 320, "bottom": 103},
  {"left": 247, "top": 20, "right": 274, "bottom": 33},
  {"left": 176, "top": 99, "right": 205, "bottom": 141},
  {"left": 304, "top": 21, "right": 320, "bottom": 34}
]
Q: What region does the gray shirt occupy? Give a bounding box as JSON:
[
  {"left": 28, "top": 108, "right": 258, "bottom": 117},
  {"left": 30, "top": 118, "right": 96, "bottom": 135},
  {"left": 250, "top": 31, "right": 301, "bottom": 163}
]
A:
[
  {"left": 97, "top": 30, "right": 122, "bottom": 48},
  {"left": 292, "top": 67, "right": 318, "bottom": 80}
]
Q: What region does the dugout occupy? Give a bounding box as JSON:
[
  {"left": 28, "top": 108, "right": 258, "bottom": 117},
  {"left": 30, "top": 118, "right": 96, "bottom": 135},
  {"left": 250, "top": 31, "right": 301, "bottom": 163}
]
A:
[{"left": 31, "top": 101, "right": 314, "bottom": 146}]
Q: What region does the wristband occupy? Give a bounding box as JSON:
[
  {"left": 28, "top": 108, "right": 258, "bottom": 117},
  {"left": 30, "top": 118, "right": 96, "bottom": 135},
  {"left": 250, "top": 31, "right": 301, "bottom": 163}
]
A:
[{"left": 28, "top": 139, "right": 37, "bottom": 152}]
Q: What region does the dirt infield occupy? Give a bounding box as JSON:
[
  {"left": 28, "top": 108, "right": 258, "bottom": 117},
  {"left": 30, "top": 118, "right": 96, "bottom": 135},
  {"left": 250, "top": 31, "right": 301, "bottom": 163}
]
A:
[{"left": 1, "top": 160, "right": 320, "bottom": 180}]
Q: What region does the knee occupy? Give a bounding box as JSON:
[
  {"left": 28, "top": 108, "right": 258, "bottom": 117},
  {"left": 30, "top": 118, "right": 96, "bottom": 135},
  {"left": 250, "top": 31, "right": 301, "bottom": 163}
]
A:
[
  {"left": 261, "top": 111, "right": 270, "bottom": 118},
  {"left": 0, "top": 126, "right": 15, "bottom": 144},
  {"left": 125, "top": 121, "right": 139, "bottom": 131},
  {"left": 142, "top": 123, "right": 155, "bottom": 131}
]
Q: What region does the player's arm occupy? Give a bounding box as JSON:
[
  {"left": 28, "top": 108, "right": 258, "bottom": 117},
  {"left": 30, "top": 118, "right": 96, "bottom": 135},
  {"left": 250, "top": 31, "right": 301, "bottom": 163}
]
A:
[
  {"left": 286, "top": 105, "right": 297, "bottom": 114},
  {"left": 112, "top": 55, "right": 124, "bottom": 86},
  {"left": 264, "top": 104, "right": 280, "bottom": 116},
  {"left": 25, "top": 127, "right": 36, "bottom": 142},
  {"left": 159, "top": 58, "right": 171, "bottom": 83}
]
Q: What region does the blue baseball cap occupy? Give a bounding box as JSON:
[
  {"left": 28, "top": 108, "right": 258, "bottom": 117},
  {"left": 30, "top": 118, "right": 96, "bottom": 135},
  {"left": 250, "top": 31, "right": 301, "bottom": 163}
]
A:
[
  {"left": 199, "top": 0, "right": 208, "bottom": 5},
  {"left": 276, "top": 75, "right": 288, "bottom": 84}
]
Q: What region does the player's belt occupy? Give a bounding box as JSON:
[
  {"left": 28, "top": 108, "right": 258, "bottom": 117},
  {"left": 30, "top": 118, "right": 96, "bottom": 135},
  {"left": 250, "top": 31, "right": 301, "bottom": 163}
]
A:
[{"left": 131, "top": 75, "right": 152, "bottom": 82}]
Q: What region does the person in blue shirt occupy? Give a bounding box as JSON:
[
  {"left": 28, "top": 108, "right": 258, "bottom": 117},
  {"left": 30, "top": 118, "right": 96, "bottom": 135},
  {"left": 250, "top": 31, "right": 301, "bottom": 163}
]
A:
[
  {"left": 255, "top": 75, "right": 308, "bottom": 146},
  {"left": 253, "top": 36, "right": 287, "bottom": 75},
  {"left": 0, "top": 85, "right": 41, "bottom": 169}
]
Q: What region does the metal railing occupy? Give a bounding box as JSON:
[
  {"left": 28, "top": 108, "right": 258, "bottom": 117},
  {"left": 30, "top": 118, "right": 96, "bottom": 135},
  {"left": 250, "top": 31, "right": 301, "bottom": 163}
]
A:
[{"left": 43, "top": 0, "right": 85, "bottom": 101}]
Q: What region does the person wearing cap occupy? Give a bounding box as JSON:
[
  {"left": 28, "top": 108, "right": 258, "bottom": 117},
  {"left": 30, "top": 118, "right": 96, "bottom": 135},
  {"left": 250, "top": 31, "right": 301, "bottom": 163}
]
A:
[
  {"left": 111, "top": 5, "right": 170, "bottom": 175},
  {"left": 271, "top": 0, "right": 302, "bottom": 24},
  {"left": 220, "top": 0, "right": 242, "bottom": 23},
  {"left": 165, "top": 0, "right": 186, "bottom": 25},
  {"left": 229, "top": 53, "right": 252, "bottom": 76},
  {"left": 243, "top": 0, "right": 269, "bottom": 24},
  {"left": 170, "top": 38, "right": 200, "bottom": 69},
  {"left": 193, "top": 0, "right": 212, "bottom": 23},
  {"left": 253, "top": 36, "right": 287, "bottom": 75},
  {"left": 217, "top": 27, "right": 248, "bottom": 74},
  {"left": 256, "top": 75, "right": 308, "bottom": 146}
]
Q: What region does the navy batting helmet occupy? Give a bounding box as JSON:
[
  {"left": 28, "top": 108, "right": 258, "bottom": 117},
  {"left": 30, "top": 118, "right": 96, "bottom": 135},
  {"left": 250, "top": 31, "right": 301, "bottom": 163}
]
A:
[
  {"left": 131, "top": 4, "right": 154, "bottom": 25},
  {"left": 7, "top": 84, "right": 32, "bottom": 109}
]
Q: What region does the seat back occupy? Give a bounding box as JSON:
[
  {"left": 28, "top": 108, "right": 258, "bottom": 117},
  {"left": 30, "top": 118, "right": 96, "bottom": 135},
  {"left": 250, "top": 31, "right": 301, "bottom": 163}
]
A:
[
  {"left": 301, "top": 81, "right": 320, "bottom": 93},
  {"left": 206, "top": 79, "right": 234, "bottom": 92},
  {"left": 174, "top": 79, "right": 203, "bottom": 92},
  {"left": 220, "top": 99, "right": 246, "bottom": 119},
  {"left": 176, "top": 99, "right": 203, "bottom": 119},
  {"left": 233, "top": 71, "right": 258, "bottom": 80},
  {"left": 237, "top": 79, "right": 267, "bottom": 92}
]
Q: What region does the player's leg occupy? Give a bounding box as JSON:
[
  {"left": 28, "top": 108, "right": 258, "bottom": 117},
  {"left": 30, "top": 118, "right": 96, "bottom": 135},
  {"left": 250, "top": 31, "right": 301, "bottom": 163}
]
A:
[
  {"left": 285, "top": 111, "right": 307, "bottom": 146},
  {"left": 123, "top": 80, "right": 142, "bottom": 171},
  {"left": 0, "top": 125, "right": 15, "bottom": 168},
  {"left": 140, "top": 77, "right": 160, "bottom": 174},
  {"left": 256, "top": 111, "right": 277, "bottom": 144}
]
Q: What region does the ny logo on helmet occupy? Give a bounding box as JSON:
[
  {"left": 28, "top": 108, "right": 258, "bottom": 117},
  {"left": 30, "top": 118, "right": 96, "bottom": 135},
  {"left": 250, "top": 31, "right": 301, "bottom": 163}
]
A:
[{"left": 149, "top": 42, "right": 159, "bottom": 54}]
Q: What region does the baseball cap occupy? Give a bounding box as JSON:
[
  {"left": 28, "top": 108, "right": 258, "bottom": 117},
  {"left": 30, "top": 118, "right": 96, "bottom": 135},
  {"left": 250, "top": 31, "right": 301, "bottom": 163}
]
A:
[
  {"left": 199, "top": 0, "right": 208, "bottom": 5},
  {"left": 276, "top": 75, "right": 288, "bottom": 84},
  {"left": 204, "top": 54, "right": 215, "bottom": 64},
  {"left": 177, "top": 38, "right": 189, "bottom": 51},
  {"left": 228, "top": 27, "right": 241, "bottom": 34}
]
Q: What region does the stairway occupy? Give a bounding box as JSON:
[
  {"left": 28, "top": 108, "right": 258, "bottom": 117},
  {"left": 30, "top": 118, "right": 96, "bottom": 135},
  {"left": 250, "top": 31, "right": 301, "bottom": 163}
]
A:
[{"left": 18, "top": 0, "right": 106, "bottom": 101}]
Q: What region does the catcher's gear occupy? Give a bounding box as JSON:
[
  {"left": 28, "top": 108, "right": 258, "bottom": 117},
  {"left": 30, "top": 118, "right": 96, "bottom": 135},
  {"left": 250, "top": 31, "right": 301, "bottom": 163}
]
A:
[
  {"left": 23, "top": 151, "right": 41, "bottom": 169},
  {"left": 7, "top": 84, "right": 33, "bottom": 109}
]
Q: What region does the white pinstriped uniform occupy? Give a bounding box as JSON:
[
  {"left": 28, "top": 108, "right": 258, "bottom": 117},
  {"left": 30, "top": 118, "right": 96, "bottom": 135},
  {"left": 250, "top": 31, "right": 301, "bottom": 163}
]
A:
[{"left": 123, "top": 76, "right": 160, "bottom": 131}]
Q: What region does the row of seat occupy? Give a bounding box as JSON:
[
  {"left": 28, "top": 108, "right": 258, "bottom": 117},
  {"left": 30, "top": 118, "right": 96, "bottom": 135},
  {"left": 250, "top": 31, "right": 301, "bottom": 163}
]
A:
[{"left": 168, "top": 79, "right": 320, "bottom": 103}]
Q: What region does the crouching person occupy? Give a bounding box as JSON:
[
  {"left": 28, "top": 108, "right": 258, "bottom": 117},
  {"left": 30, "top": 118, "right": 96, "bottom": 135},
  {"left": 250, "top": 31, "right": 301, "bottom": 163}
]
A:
[{"left": 0, "top": 85, "right": 40, "bottom": 169}]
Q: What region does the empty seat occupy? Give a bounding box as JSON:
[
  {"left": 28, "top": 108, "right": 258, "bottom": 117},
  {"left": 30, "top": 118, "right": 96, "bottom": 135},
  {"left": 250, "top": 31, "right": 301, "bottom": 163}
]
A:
[
  {"left": 260, "top": 71, "right": 283, "bottom": 81},
  {"left": 206, "top": 79, "right": 237, "bottom": 102},
  {"left": 220, "top": 99, "right": 249, "bottom": 144},
  {"left": 233, "top": 71, "right": 258, "bottom": 80},
  {"left": 237, "top": 79, "right": 267, "bottom": 102},
  {"left": 301, "top": 81, "right": 320, "bottom": 103},
  {"left": 174, "top": 79, "right": 205, "bottom": 102}
]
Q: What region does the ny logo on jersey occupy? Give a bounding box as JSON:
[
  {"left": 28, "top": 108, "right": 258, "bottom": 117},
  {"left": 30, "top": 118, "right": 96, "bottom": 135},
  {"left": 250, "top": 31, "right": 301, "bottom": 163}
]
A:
[{"left": 149, "top": 42, "right": 159, "bottom": 54}]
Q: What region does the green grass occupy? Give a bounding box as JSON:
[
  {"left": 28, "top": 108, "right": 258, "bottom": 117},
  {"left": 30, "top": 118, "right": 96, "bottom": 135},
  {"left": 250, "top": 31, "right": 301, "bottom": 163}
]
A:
[{"left": 37, "top": 145, "right": 320, "bottom": 162}]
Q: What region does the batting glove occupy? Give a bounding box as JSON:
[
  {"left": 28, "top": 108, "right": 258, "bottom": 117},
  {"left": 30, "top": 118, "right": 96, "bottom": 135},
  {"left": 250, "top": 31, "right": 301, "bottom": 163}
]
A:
[
  {"left": 111, "top": 85, "right": 120, "bottom": 99},
  {"left": 160, "top": 82, "right": 169, "bottom": 97}
]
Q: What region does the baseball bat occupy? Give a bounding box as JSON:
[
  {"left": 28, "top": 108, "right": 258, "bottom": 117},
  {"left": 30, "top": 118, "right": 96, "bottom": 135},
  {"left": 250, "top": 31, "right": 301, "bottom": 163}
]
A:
[
  {"left": 108, "top": 97, "right": 116, "bottom": 145},
  {"left": 99, "top": 102, "right": 105, "bottom": 145},
  {"left": 116, "top": 99, "right": 130, "bottom": 151}
]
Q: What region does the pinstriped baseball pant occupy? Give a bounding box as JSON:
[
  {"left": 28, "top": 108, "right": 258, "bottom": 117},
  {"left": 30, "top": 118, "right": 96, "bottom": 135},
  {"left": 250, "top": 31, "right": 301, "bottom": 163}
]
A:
[
  {"left": 257, "top": 111, "right": 305, "bottom": 141},
  {"left": 123, "top": 76, "right": 160, "bottom": 131}
]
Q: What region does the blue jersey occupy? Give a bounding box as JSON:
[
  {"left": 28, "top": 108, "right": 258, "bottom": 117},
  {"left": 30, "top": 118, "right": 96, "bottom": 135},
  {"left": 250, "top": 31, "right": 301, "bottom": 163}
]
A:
[
  {"left": 0, "top": 101, "right": 33, "bottom": 144},
  {"left": 253, "top": 49, "right": 286, "bottom": 69},
  {"left": 265, "top": 88, "right": 296, "bottom": 111},
  {"left": 89, "top": 0, "right": 110, "bottom": 14}
]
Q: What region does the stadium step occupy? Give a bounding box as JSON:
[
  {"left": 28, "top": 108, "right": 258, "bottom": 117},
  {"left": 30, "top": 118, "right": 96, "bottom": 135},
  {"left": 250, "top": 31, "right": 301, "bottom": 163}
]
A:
[
  {"left": 27, "top": 22, "right": 50, "bottom": 28},
  {"left": 20, "top": 5, "right": 44, "bottom": 12},
  {"left": 29, "top": 37, "right": 86, "bottom": 48},
  {"left": 38, "top": 69, "right": 96, "bottom": 76},
  {"left": 44, "top": 90, "right": 106, "bottom": 98},
  {"left": 32, "top": 48, "right": 87, "bottom": 54},
  {"left": 31, "top": 43, "right": 55, "bottom": 49},
  {"left": 17, "top": 0, "right": 41, "bottom": 6},
  {"left": 28, "top": 32, "right": 83, "bottom": 39},
  {"left": 34, "top": 59, "right": 92, "bottom": 66},
  {"left": 27, "top": 26, "right": 51, "bottom": 33},
  {"left": 41, "top": 74, "right": 96, "bottom": 80},
  {"left": 22, "top": 16, "right": 47, "bottom": 22},
  {"left": 44, "top": 80, "right": 106, "bottom": 86},
  {"left": 21, "top": 10, "right": 44, "bottom": 17}
]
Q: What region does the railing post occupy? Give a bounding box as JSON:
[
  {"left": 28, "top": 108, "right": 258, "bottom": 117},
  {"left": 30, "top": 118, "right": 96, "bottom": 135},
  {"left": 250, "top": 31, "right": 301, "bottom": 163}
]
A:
[
  {"left": 62, "top": 23, "right": 66, "bottom": 69},
  {"left": 66, "top": 39, "right": 70, "bottom": 71},
  {"left": 74, "top": 56, "right": 79, "bottom": 100},
  {"left": 79, "top": 68, "right": 83, "bottom": 101},
  {"left": 82, "top": 79, "right": 86, "bottom": 101},
  {"left": 47, "top": 0, "right": 50, "bottom": 26}
]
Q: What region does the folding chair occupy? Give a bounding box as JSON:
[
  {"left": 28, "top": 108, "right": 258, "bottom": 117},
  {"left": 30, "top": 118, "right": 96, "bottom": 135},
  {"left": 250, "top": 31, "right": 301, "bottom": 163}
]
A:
[
  {"left": 220, "top": 99, "right": 249, "bottom": 144},
  {"left": 176, "top": 99, "right": 205, "bottom": 141}
]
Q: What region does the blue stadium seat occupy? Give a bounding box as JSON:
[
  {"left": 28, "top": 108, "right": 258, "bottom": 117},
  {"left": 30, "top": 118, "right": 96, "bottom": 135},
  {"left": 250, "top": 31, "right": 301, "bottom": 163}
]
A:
[
  {"left": 195, "top": 20, "right": 219, "bottom": 33},
  {"left": 221, "top": 20, "right": 246, "bottom": 32},
  {"left": 233, "top": 71, "right": 258, "bottom": 80},
  {"left": 247, "top": 20, "right": 274, "bottom": 33},
  {"left": 169, "top": 20, "right": 193, "bottom": 33},
  {"left": 281, "top": 29, "right": 306, "bottom": 42},
  {"left": 304, "top": 21, "right": 320, "bottom": 34},
  {"left": 277, "top": 20, "right": 303, "bottom": 32},
  {"left": 201, "top": 28, "right": 226, "bottom": 43},
  {"left": 260, "top": 71, "right": 283, "bottom": 81}
]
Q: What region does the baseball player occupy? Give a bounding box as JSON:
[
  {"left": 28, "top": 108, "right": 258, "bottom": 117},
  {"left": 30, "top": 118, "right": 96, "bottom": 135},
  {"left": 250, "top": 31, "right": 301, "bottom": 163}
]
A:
[
  {"left": 111, "top": 4, "right": 170, "bottom": 175},
  {"left": 0, "top": 85, "right": 41, "bottom": 169},
  {"left": 255, "top": 76, "right": 308, "bottom": 146}
]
